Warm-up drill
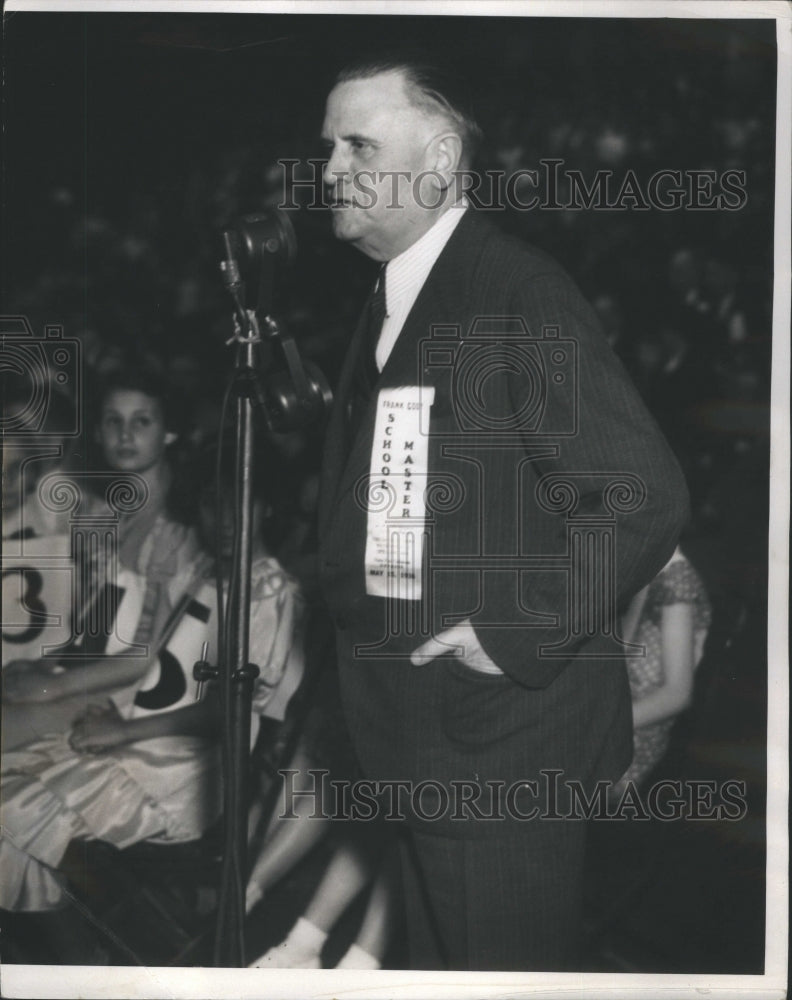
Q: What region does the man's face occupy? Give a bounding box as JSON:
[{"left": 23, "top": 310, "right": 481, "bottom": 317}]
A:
[{"left": 321, "top": 71, "right": 444, "bottom": 261}]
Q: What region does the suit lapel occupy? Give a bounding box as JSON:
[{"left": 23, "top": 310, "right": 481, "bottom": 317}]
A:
[
  {"left": 321, "top": 210, "right": 490, "bottom": 526},
  {"left": 318, "top": 302, "right": 370, "bottom": 537}
]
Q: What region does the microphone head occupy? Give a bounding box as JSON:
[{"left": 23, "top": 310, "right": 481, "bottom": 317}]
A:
[
  {"left": 233, "top": 210, "right": 297, "bottom": 271},
  {"left": 265, "top": 362, "right": 333, "bottom": 432}
]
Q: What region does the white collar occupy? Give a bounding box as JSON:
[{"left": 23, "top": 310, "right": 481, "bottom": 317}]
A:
[{"left": 383, "top": 199, "right": 469, "bottom": 313}]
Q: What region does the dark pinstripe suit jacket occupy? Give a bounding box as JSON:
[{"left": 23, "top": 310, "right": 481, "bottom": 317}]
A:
[{"left": 318, "top": 209, "right": 689, "bottom": 835}]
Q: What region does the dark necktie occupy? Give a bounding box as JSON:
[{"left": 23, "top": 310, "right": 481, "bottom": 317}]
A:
[
  {"left": 363, "top": 264, "right": 387, "bottom": 386},
  {"left": 346, "top": 265, "right": 387, "bottom": 446}
]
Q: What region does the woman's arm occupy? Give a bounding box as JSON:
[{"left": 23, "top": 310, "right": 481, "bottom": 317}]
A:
[
  {"left": 68, "top": 696, "right": 221, "bottom": 753},
  {"left": 3, "top": 653, "right": 154, "bottom": 703},
  {"left": 631, "top": 602, "right": 695, "bottom": 729},
  {"left": 117, "top": 698, "right": 221, "bottom": 743}
]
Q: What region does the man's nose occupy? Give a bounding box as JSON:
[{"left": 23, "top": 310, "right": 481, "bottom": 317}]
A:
[
  {"left": 119, "top": 423, "right": 134, "bottom": 442},
  {"left": 323, "top": 147, "right": 349, "bottom": 189}
]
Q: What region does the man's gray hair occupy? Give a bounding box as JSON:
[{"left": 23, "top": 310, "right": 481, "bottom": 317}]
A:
[{"left": 335, "top": 52, "right": 483, "bottom": 166}]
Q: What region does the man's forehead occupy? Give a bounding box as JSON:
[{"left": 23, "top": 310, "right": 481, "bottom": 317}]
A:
[{"left": 324, "top": 70, "right": 415, "bottom": 124}]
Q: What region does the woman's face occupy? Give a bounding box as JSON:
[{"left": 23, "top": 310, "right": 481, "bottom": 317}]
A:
[{"left": 97, "top": 389, "right": 175, "bottom": 473}]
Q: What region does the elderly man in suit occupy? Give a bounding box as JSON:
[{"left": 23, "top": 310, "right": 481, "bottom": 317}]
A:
[{"left": 316, "top": 55, "right": 689, "bottom": 971}]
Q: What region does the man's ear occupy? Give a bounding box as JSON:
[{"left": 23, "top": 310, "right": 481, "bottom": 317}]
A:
[
  {"left": 428, "top": 132, "right": 463, "bottom": 185},
  {"left": 165, "top": 432, "right": 178, "bottom": 447}
]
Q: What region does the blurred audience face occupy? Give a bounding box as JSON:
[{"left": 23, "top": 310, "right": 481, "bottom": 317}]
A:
[
  {"left": 168, "top": 354, "right": 202, "bottom": 395},
  {"left": 94, "top": 343, "right": 127, "bottom": 378},
  {"left": 321, "top": 70, "right": 458, "bottom": 261},
  {"left": 703, "top": 257, "right": 736, "bottom": 301},
  {"left": 198, "top": 483, "right": 267, "bottom": 568},
  {"left": 635, "top": 335, "right": 663, "bottom": 376},
  {"left": 668, "top": 249, "right": 701, "bottom": 298},
  {"left": 97, "top": 389, "right": 175, "bottom": 474},
  {"left": 592, "top": 293, "right": 623, "bottom": 349}
]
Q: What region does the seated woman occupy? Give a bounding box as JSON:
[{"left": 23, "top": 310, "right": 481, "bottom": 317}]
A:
[
  {"left": 0, "top": 444, "right": 302, "bottom": 913},
  {"left": 3, "top": 366, "right": 204, "bottom": 708},
  {"left": 2, "top": 380, "right": 77, "bottom": 543},
  {"left": 612, "top": 545, "right": 712, "bottom": 797}
]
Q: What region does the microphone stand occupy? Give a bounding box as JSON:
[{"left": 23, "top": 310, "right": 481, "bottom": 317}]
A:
[
  {"left": 221, "top": 323, "right": 260, "bottom": 968},
  {"left": 198, "top": 213, "right": 328, "bottom": 967},
  {"left": 195, "top": 240, "right": 265, "bottom": 968}
]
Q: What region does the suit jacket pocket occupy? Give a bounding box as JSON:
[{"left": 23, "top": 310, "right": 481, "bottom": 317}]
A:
[
  {"left": 441, "top": 657, "right": 534, "bottom": 748},
  {"left": 443, "top": 657, "right": 511, "bottom": 683}
]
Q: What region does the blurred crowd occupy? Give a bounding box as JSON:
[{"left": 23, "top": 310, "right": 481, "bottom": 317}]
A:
[
  {"left": 10, "top": 52, "right": 773, "bottom": 587},
  {"left": 7, "top": 20, "right": 773, "bottom": 534}
]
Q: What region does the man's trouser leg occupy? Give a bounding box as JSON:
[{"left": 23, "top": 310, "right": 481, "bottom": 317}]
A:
[{"left": 400, "top": 818, "right": 587, "bottom": 971}]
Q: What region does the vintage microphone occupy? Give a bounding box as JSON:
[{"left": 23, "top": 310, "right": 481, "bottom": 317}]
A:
[{"left": 197, "top": 209, "right": 331, "bottom": 967}]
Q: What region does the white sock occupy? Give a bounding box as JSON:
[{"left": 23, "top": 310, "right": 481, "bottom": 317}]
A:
[
  {"left": 248, "top": 917, "right": 327, "bottom": 969},
  {"left": 288, "top": 917, "right": 328, "bottom": 951},
  {"left": 335, "top": 942, "right": 381, "bottom": 969}
]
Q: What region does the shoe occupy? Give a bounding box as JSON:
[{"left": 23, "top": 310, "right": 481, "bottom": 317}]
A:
[
  {"left": 248, "top": 939, "right": 321, "bottom": 969},
  {"left": 335, "top": 943, "right": 381, "bottom": 969}
]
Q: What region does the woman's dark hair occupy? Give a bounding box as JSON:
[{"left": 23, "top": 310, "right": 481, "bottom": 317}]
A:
[{"left": 94, "top": 366, "right": 187, "bottom": 438}]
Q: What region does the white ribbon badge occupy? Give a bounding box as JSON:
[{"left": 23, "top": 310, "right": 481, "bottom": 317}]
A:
[{"left": 364, "top": 386, "right": 434, "bottom": 601}]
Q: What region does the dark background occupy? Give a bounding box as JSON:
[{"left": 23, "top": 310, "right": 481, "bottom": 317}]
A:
[
  {"left": 2, "top": 13, "right": 776, "bottom": 383},
  {"left": 2, "top": 10, "right": 778, "bottom": 973}
]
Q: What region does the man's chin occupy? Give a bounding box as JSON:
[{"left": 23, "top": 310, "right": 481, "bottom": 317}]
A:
[{"left": 330, "top": 211, "right": 361, "bottom": 241}]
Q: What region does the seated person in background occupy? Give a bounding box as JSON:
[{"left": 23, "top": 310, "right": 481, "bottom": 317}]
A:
[
  {"left": 3, "top": 382, "right": 81, "bottom": 741},
  {"left": 198, "top": 442, "right": 305, "bottom": 741},
  {"left": 3, "top": 366, "right": 203, "bottom": 706},
  {"left": 245, "top": 614, "right": 355, "bottom": 921},
  {"left": 2, "top": 380, "right": 77, "bottom": 543},
  {"left": 0, "top": 443, "right": 302, "bottom": 913},
  {"left": 612, "top": 545, "right": 712, "bottom": 797},
  {"left": 245, "top": 534, "right": 396, "bottom": 969},
  {"left": 249, "top": 832, "right": 399, "bottom": 970}
]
